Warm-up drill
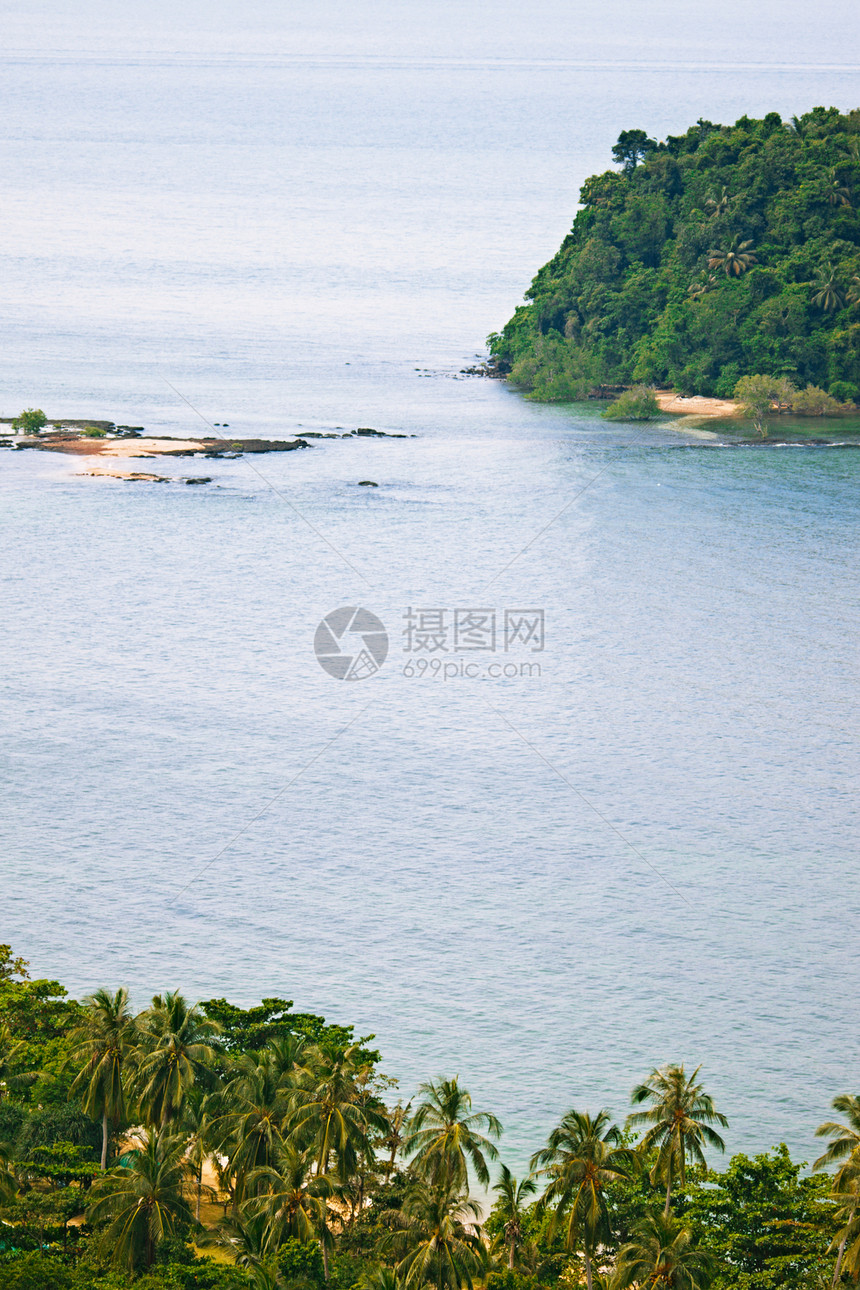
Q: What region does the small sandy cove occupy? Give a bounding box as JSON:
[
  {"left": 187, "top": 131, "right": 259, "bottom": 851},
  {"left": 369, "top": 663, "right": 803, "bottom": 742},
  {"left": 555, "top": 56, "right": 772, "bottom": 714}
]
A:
[{"left": 655, "top": 391, "right": 739, "bottom": 419}]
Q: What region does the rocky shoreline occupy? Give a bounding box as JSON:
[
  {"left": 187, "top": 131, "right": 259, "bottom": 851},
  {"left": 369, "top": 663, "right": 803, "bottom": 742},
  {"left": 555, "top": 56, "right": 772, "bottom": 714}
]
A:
[{"left": 0, "top": 423, "right": 412, "bottom": 461}]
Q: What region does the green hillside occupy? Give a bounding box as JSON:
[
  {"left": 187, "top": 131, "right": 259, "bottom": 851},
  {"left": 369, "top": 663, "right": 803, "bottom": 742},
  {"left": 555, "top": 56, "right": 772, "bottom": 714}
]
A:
[{"left": 489, "top": 107, "right": 860, "bottom": 401}]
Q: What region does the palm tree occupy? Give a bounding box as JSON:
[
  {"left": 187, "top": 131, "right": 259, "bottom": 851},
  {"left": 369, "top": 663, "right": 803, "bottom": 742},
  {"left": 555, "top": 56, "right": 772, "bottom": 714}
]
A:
[
  {"left": 87, "top": 1128, "right": 195, "bottom": 1270},
  {"left": 707, "top": 239, "right": 757, "bottom": 277},
  {"left": 404, "top": 1077, "right": 502, "bottom": 1190},
  {"left": 289, "top": 1044, "right": 388, "bottom": 1181},
  {"left": 814, "top": 1094, "right": 860, "bottom": 1284},
  {"left": 704, "top": 186, "right": 729, "bottom": 219},
  {"left": 216, "top": 1046, "right": 295, "bottom": 1214},
  {"left": 182, "top": 1089, "right": 217, "bottom": 1223},
  {"left": 0, "top": 1024, "right": 37, "bottom": 1102},
  {"left": 614, "top": 1210, "right": 717, "bottom": 1290},
  {"left": 491, "top": 1164, "right": 537, "bottom": 1270},
  {"left": 811, "top": 266, "right": 846, "bottom": 313},
  {"left": 245, "top": 1140, "right": 332, "bottom": 1260},
  {"left": 382, "top": 1100, "right": 413, "bottom": 1180},
  {"left": 847, "top": 276, "right": 860, "bottom": 306},
  {"left": 382, "top": 1178, "right": 486, "bottom": 1290},
  {"left": 68, "top": 986, "right": 135, "bottom": 1169},
  {"left": 626, "top": 1065, "right": 727, "bottom": 1214},
  {"left": 530, "top": 1109, "right": 634, "bottom": 1290},
  {"left": 362, "top": 1267, "right": 402, "bottom": 1290},
  {"left": 132, "top": 991, "right": 220, "bottom": 1127},
  {"left": 824, "top": 170, "right": 852, "bottom": 208},
  {"left": 687, "top": 272, "right": 717, "bottom": 300},
  {"left": 204, "top": 1209, "right": 269, "bottom": 1268},
  {"left": 0, "top": 1138, "right": 18, "bottom": 1203}
]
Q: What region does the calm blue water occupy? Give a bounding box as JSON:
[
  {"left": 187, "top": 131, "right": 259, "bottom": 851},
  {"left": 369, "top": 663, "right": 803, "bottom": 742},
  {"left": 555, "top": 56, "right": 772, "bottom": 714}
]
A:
[{"left": 1, "top": 0, "right": 859, "bottom": 1176}]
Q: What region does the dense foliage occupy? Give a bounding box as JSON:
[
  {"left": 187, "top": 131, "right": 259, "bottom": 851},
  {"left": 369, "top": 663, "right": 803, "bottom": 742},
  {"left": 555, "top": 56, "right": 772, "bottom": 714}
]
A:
[
  {"left": 489, "top": 108, "right": 860, "bottom": 400},
  {"left": 0, "top": 948, "right": 855, "bottom": 1290}
]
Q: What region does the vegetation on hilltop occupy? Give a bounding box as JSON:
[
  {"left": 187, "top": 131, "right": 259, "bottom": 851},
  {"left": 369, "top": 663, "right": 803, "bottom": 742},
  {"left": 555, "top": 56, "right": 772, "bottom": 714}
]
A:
[
  {"left": 0, "top": 946, "right": 857, "bottom": 1290},
  {"left": 488, "top": 108, "right": 860, "bottom": 401}
]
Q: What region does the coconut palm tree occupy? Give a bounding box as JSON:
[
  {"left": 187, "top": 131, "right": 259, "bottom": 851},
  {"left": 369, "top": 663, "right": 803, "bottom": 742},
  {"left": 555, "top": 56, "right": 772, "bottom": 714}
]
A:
[
  {"left": 382, "top": 1177, "right": 486, "bottom": 1290},
  {"left": 815, "top": 1094, "right": 860, "bottom": 1284},
  {"left": 614, "top": 1210, "right": 717, "bottom": 1290},
  {"left": 216, "top": 1046, "right": 295, "bottom": 1213},
  {"left": 824, "top": 169, "right": 852, "bottom": 208},
  {"left": 704, "top": 186, "right": 729, "bottom": 219},
  {"left": 491, "top": 1164, "right": 537, "bottom": 1270},
  {"left": 687, "top": 272, "right": 718, "bottom": 300},
  {"left": 245, "top": 1140, "right": 332, "bottom": 1262},
  {"left": 0, "top": 1138, "right": 18, "bottom": 1202},
  {"left": 530, "top": 1109, "right": 634, "bottom": 1290},
  {"left": 707, "top": 239, "right": 757, "bottom": 277},
  {"left": 404, "top": 1078, "right": 502, "bottom": 1190},
  {"left": 181, "top": 1089, "right": 217, "bottom": 1223},
  {"left": 289, "top": 1044, "right": 388, "bottom": 1181},
  {"left": 0, "top": 1024, "right": 37, "bottom": 1102},
  {"left": 132, "top": 991, "right": 220, "bottom": 1128},
  {"left": 87, "top": 1128, "right": 195, "bottom": 1270},
  {"left": 626, "top": 1065, "right": 727, "bottom": 1214},
  {"left": 362, "top": 1267, "right": 402, "bottom": 1290},
  {"left": 811, "top": 266, "right": 846, "bottom": 313},
  {"left": 68, "top": 986, "right": 135, "bottom": 1168},
  {"left": 204, "top": 1209, "right": 269, "bottom": 1268},
  {"left": 381, "top": 1100, "right": 413, "bottom": 1180}
]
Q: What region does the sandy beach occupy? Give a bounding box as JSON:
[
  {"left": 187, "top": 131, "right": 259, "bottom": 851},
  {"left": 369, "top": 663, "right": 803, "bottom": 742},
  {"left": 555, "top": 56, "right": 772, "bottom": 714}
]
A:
[{"left": 655, "top": 391, "right": 739, "bottom": 419}]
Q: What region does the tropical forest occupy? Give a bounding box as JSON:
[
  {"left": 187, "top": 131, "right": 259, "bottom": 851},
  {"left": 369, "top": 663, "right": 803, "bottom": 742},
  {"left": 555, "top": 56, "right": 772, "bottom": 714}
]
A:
[
  {"left": 1, "top": 948, "right": 859, "bottom": 1290},
  {"left": 488, "top": 107, "right": 860, "bottom": 402}
]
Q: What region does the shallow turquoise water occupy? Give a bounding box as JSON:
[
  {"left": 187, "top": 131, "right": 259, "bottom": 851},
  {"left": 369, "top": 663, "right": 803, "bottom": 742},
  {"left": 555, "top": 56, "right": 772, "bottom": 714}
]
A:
[{"left": 1, "top": 0, "right": 859, "bottom": 1174}]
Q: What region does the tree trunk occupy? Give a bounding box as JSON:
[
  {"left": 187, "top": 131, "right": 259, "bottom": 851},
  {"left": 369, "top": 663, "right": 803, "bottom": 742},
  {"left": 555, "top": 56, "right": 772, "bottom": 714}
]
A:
[
  {"left": 321, "top": 1232, "right": 330, "bottom": 1281},
  {"left": 584, "top": 1251, "right": 593, "bottom": 1290},
  {"left": 101, "top": 1111, "right": 109, "bottom": 1170},
  {"left": 664, "top": 1176, "right": 672, "bottom": 1216},
  {"left": 509, "top": 1239, "right": 515, "bottom": 1270},
  {"left": 833, "top": 1199, "right": 857, "bottom": 1287},
  {"left": 196, "top": 1165, "right": 202, "bottom": 1223}
]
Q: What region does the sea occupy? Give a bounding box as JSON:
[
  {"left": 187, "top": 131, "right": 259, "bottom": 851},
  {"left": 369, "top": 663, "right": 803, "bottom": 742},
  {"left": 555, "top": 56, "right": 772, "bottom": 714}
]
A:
[{"left": 1, "top": 0, "right": 859, "bottom": 1177}]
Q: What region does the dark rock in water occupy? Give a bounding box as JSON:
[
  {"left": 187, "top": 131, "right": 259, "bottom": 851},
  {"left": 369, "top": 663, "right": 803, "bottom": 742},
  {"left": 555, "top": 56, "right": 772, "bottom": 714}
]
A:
[
  {"left": 204, "top": 437, "right": 311, "bottom": 453},
  {"left": 354, "top": 426, "right": 408, "bottom": 439},
  {"left": 358, "top": 480, "right": 379, "bottom": 487},
  {"left": 184, "top": 477, "right": 212, "bottom": 485},
  {"left": 52, "top": 419, "right": 117, "bottom": 431},
  {"left": 116, "top": 426, "right": 144, "bottom": 435}
]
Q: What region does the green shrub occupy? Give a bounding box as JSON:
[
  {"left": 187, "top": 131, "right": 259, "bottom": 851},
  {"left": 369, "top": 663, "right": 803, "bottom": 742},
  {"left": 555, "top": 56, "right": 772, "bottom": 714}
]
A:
[
  {"left": 790, "top": 385, "right": 844, "bottom": 415},
  {"left": 275, "top": 1238, "right": 325, "bottom": 1287},
  {"left": 828, "top": 380, "right": 858, "bottom": 404},
  {"left": 603, "top": 386, "right": 660, "bottom": 421}
]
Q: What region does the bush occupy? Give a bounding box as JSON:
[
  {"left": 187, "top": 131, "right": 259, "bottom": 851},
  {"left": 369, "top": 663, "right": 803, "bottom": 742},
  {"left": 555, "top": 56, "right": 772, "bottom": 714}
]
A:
[
  {"left": 828, "top": 381, "right": 858, "bottom": 404},
  {"left": 276, "top": 1238, "right": 325, "bottom": 1287},
  {"left": 603, "top": 386, "right": 660, "bottom": 421},
  {"left": 12, "top": 409, "right": 47, "bottom": 436},
  {"left": 790, "top": 385, "right": 844, "bottom": 415}
]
